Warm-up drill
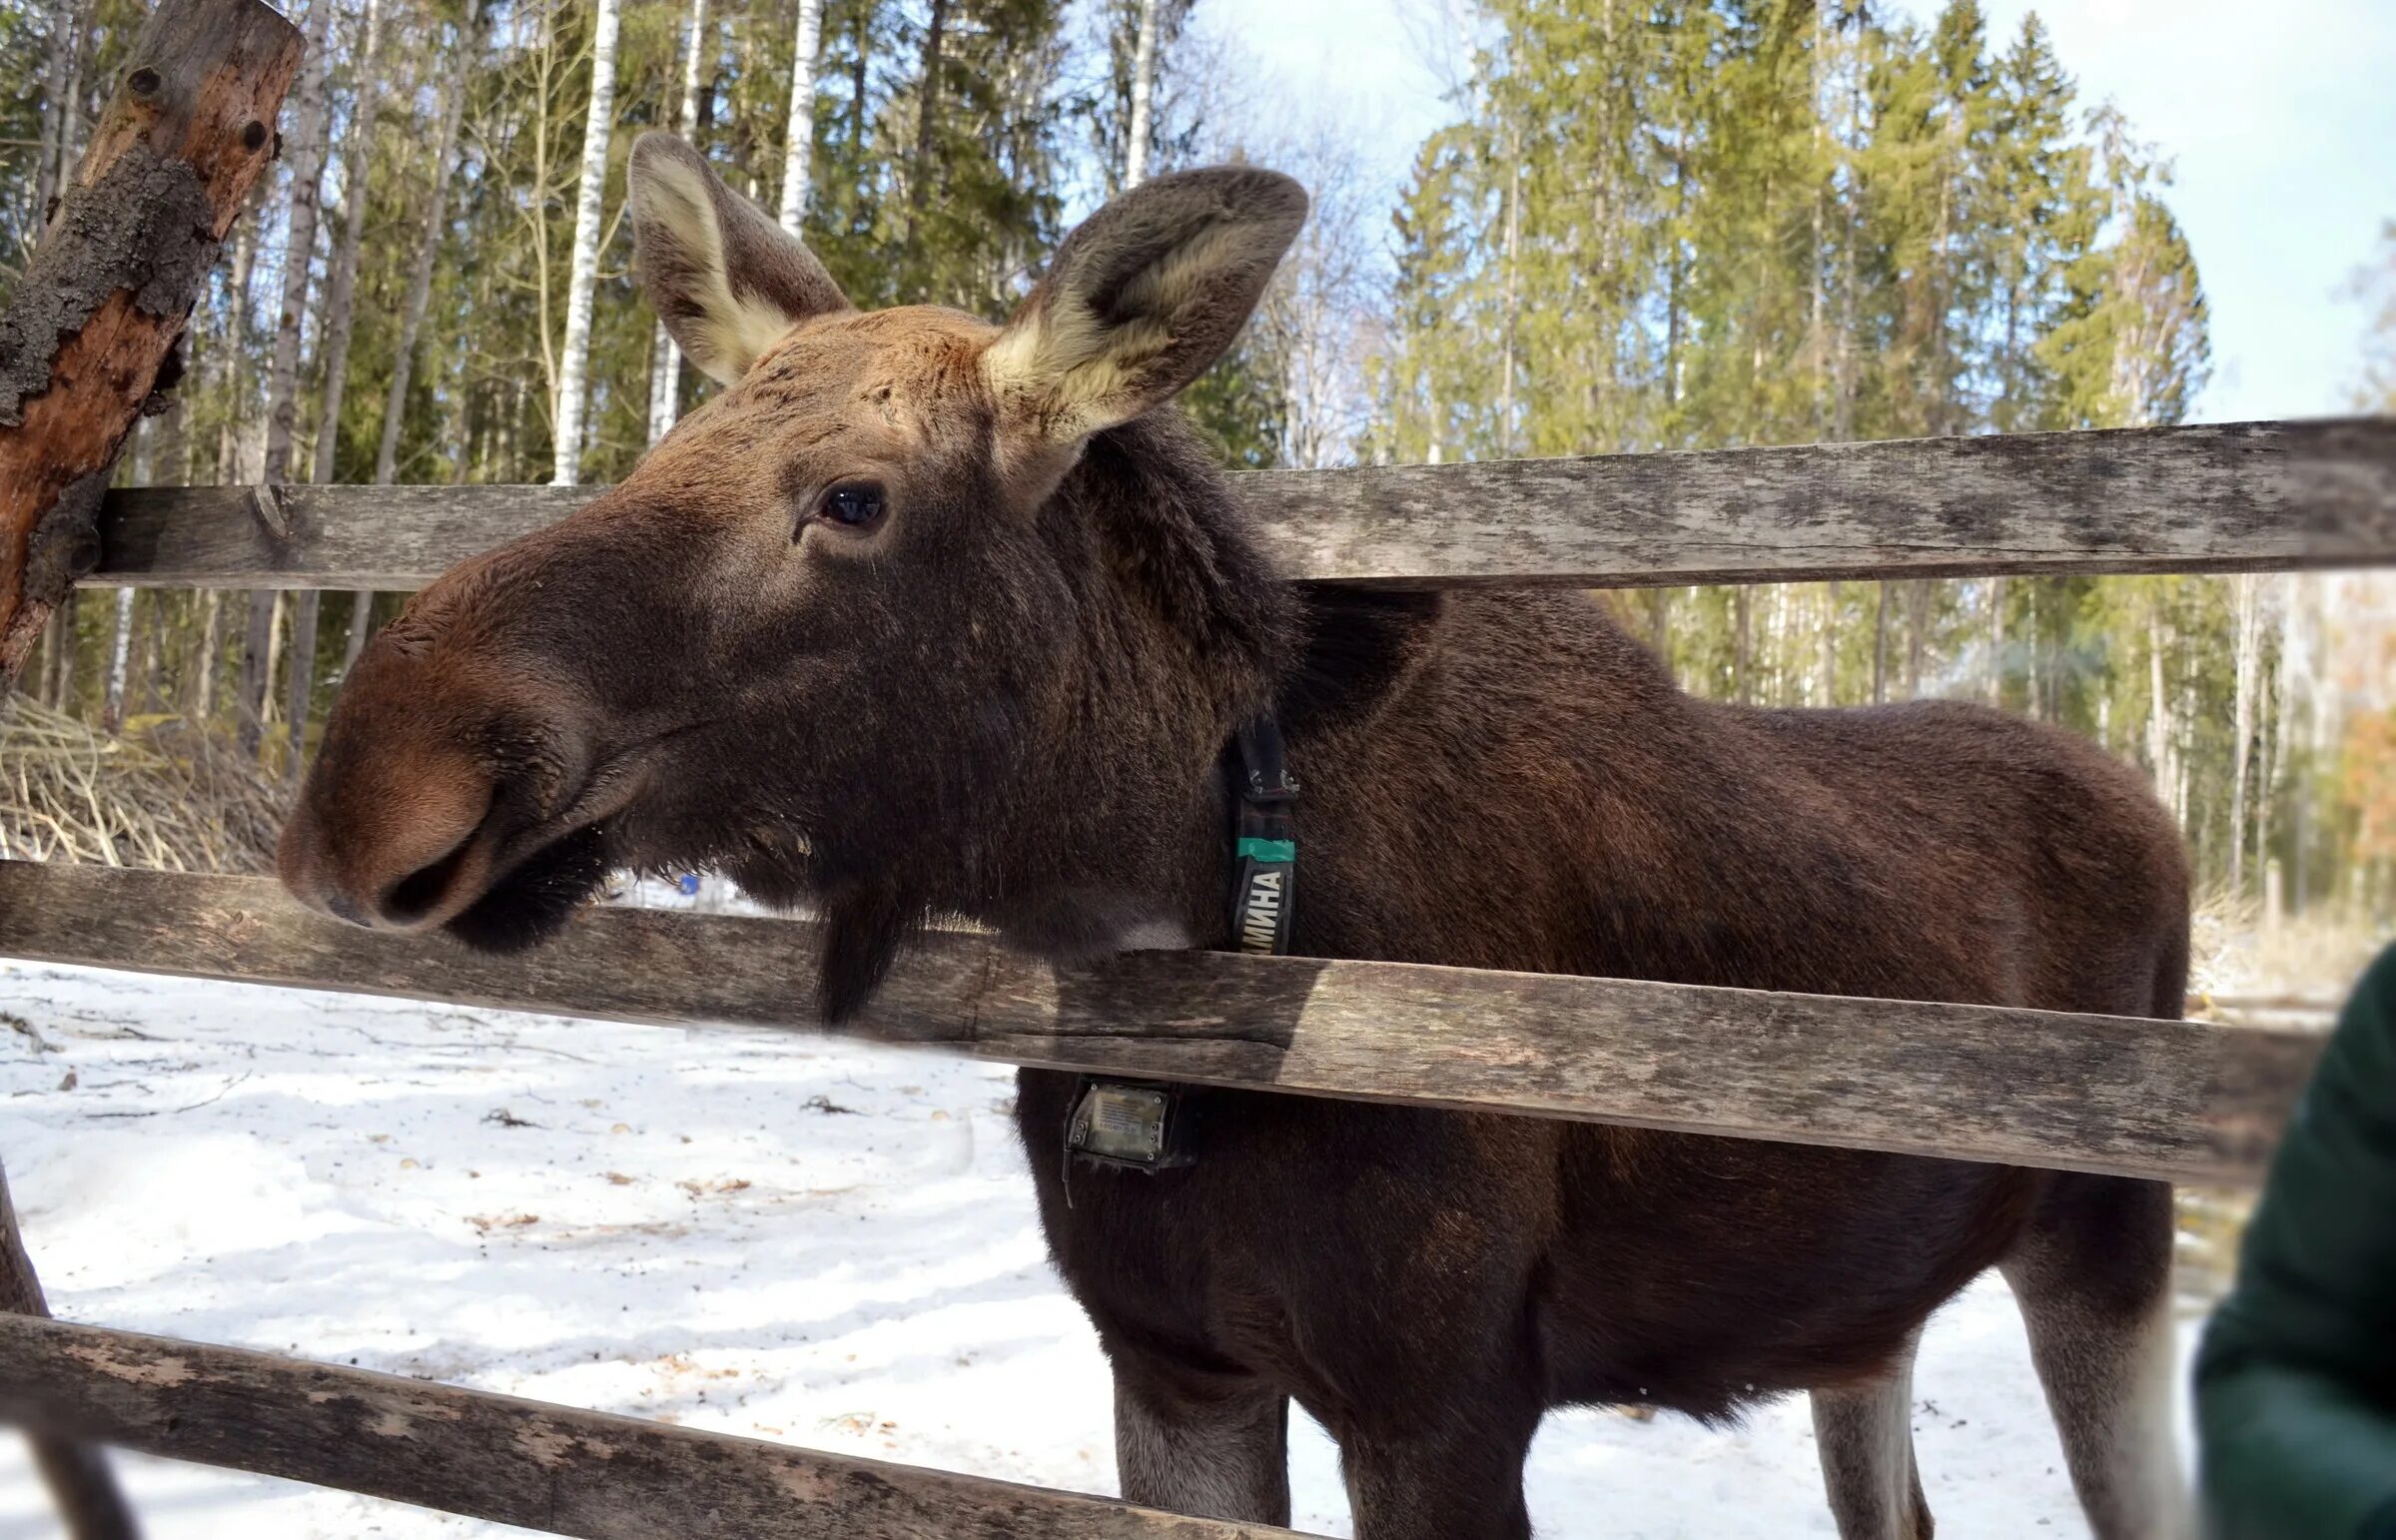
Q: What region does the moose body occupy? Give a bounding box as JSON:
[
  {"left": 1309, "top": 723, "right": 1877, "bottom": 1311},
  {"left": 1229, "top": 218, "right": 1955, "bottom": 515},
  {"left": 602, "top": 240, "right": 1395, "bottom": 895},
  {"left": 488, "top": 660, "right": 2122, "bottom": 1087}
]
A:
[
  {"left": 280, "top": 137, "right": 2192, "bottom": 1538},
  {"left": 1018, "top": 583, "right": 2189, "bottom": 1538}
]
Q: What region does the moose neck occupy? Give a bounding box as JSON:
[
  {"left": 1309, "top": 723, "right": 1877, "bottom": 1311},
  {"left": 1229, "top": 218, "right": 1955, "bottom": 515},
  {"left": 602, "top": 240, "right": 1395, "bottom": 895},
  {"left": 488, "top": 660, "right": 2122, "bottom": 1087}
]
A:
[{"left": 929, "top": 413, "right": 1300, "bottom": 964}]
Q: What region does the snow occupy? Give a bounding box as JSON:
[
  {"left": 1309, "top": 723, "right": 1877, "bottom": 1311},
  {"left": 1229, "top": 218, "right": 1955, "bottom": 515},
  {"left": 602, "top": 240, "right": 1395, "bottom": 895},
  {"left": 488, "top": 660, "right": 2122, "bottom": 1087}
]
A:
[{"left": 0, "top": 958, "right": 2204, "bottom": 1538}]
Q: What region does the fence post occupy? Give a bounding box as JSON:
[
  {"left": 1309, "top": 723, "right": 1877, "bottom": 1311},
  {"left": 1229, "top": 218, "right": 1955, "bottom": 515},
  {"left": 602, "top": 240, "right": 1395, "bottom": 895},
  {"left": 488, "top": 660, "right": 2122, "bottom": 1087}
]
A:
[
  {"left": 0, "top": 1159, "right": 138, "bottom": 1539},
  {"left": 0, "top": 0, "right": 302, "bottom": 686}
]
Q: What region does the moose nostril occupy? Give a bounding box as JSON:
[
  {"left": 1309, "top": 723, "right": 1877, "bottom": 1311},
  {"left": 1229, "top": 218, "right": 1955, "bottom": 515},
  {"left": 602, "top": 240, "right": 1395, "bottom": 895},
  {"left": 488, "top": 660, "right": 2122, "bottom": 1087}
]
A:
[{"left": 380, "top": 834, "right": 479, "bottom": 927}]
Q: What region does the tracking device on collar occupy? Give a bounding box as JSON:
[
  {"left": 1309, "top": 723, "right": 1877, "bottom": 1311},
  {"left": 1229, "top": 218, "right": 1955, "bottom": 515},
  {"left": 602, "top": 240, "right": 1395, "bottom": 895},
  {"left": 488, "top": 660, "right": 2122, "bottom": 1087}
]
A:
[
  {"left": 1065, "top": 1080, "right": 1196, "bottom": 1171},
  {"left": 1062, "top": 714, "right": 1296, "bottom": 1190}
]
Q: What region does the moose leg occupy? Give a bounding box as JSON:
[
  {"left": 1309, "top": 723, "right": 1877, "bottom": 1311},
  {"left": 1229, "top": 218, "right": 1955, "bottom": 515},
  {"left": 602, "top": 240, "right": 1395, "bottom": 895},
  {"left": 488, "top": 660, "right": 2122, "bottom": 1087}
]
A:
[
  {"left": 2000, "top": 1174, "right": 2190, "bottom": 1540},
  {"left": 1811, "top": 1329, "right": 1932, "bottom": 1540},
  {"left": 1340, "top": 1397, "right": 1540, "bottom": 1540},
  {"left": 1112, "top": 1354, "right": 1291, "bottom": 1526}
]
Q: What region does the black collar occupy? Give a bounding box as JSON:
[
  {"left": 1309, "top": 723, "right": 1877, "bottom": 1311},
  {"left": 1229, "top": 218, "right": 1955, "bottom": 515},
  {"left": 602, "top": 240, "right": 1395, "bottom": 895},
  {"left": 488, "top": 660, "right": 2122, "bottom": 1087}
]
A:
[
  {"left": 1060, "top": 715, "right": 1297, "bottom": 1184},
  {"left": 1224, "top": 714, "right": 1297, "bottom": 957}
]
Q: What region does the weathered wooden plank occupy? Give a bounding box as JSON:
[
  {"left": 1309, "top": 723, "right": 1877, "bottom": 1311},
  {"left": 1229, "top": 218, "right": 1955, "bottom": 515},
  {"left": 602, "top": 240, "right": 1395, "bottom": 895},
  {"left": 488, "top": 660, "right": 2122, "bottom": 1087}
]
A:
[
  {"left": 0, "top": 861, "right": 2320, "bottom": 1184},
  {"left": 0, "top": 1313, "right": 1313, "bottom": 1539},
  {"left": 88, "top": 417, "right": 2396, "bottom": 591}
]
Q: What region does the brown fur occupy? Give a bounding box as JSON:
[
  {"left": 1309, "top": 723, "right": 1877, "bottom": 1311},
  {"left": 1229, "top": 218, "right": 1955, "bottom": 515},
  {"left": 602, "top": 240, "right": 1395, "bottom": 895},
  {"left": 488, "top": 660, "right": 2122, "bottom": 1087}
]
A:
[{"left": 280, "top": 143, "right": 2193, "bottom": 1538}]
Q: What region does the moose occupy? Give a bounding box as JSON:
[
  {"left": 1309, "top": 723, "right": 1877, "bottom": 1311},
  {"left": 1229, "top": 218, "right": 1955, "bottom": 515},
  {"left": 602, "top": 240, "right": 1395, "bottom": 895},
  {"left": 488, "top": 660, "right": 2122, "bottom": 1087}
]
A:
[{"left": 279, "top": 133, "right": 2193, "bottom": 1539}]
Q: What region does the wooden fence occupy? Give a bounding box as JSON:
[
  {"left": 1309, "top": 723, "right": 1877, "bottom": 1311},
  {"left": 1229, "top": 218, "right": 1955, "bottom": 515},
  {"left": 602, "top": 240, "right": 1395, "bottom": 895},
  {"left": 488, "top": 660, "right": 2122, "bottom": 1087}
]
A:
[{"left": 1, "top": 413, "right": 2391, "bottom": 1536}]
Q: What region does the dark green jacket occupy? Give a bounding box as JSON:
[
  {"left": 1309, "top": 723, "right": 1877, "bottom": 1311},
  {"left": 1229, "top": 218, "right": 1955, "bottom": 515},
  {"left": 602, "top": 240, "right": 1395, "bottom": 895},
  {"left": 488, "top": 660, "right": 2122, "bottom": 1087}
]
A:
[{"left": 2197, "top": 943, "right": 2396, "bottom": 1539}]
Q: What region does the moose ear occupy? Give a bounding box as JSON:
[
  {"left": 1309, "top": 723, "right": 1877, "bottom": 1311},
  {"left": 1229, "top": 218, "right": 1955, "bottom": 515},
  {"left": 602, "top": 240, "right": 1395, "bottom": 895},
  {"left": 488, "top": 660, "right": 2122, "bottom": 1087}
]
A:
[
  {"left": 981, "top": 166, "right": 1306, "bottom": 445},
  {"left": 628, "top": 132, "right": 851, "bottom": 385}
]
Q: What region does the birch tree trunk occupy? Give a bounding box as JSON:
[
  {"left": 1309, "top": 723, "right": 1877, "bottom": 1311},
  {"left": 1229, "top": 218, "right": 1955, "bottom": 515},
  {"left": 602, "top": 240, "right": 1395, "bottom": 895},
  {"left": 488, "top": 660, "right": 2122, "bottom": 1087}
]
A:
[
  {"left": 374, "top": 11, "right": 473, "bottom": 484},
  {"left": 1904, "top": 580, "right": 1930, "bottom": 698},
  {"left": 42, "top": 595, "right": 76, "bottom": 709},
  {"left": 259, "top": 0, "right": 333, "bottom": 485},
  {"left": 213, "top": 212, "right": 259, "bottom": 479},
  {"left": 237, "top": 587, "right": 274, "bottom": 756},
  {"left": 2277, "top": 579, "right": 2312, "bottom": 915},
  {"left": 1983, "top": 575, "right": 2005, "bottom": 706},
  {"left": 191, "top": 590, "right": 221, "bottom": 716},
  {"left": 1124, "top": 0, "right": 1160, "bottom": 189},
  {"left": 48, "top": 4, "right": 86, "bottom": 219},
  {"left": 242, "top": 0, "right": 334, "bottom": 758},
  {"left": 2253, "top": 575, "right": 2288, "bottom": 914},
  {"left": 29, "top": 0, "right": 78, "bottom": 232},
  {"left": 284, "top": 579, "right": 319, "bottom": 777},
  {"left": 103, "top": 587, "right": 133, "bottom": 732},
  {"left": 777, "top": 0, "right": 822, "bottom": 235},
  {"left": 1871, "top": 581, "right": 1890, "bottom": 703},
  {"left": 551, "top": 0, "right": 622, "bottom": 487},
  {"left": 1733, "top": 586, "right": 1751, "bottom": 704},
  {"left": 2146, "top": 597, "right": 2177, "bottom": 822},
  {"left": 312, "top": 0, "right": 386, "bottom": 487},
  {"left": 132, "top": 582, "right": 162, "bottom": 717},
  {"left": 303, "top": 0, "right": 385, "bottom": 723},
  {"left": 2229, "top": 572, "right": 2263, "bottom": 901},
  {"left": 648, "top": 0, "right": 710, "bottom": 446},
  {"left": 1820, "top": 582, "right": 1840, "bottom": 705}
]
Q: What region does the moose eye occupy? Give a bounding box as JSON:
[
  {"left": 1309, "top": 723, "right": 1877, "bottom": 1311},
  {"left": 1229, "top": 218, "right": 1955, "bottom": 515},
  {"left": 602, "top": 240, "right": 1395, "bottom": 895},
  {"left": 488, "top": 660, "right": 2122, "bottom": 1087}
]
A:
[{"left": 819, "top": 482, "right": 886, "bottom": 530}]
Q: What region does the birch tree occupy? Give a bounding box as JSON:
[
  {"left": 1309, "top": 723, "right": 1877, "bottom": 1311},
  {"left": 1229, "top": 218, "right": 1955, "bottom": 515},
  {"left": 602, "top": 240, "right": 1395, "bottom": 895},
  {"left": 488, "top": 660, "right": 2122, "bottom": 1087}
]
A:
[
  {"left": 103, "top": 588, "right": 133, "bottom": 731},
  {"left": 313, "top": 0, "right": 386, "bottom": 487},
  {"left": 313, "top": 0, "right": 388, "bottom": 684},
  {"left": 260, "top": 0, "right": 336, "bottom": 485},
  {"left": 2229, "top": 572, "right": 2264, "bottom": 900},
  {"left": 29, "top": 0, "right": 81, "bottom": 234},
  {"left": 777, "top": 0, "right": 823, "bottom": 235},
  {"left": 211, "top": 212, "right": 260, "bottom": 480},
  {"left": 648, "top": 0, "right": 710, "bottom": 446},
  {"left": 551, "top": 0, "right": 621, "bottom": 486},
  {"left": 241, "top": 0, "right": 335, "bottom": 758},
  {"left": 1123, "top": 0, "right": 1160, "bottom": 188},
  {"left": 39, "top": 0, "right": 87, "bottom": 223},
  {"left": 2146, "top": 593, "right": 2179, "bottom": 823},
  {"left": 274, "top": 0, "right": 345, "bottom": 771}
]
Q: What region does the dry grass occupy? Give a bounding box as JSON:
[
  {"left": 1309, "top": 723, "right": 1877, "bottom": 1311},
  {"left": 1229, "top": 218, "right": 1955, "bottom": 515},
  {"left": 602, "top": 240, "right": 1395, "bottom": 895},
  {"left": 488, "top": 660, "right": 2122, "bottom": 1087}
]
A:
[
  {"left": 2188, "top": 895, "right": 2376, "bottom": 1026},
  {"left": 0, "top": 694, "right": 285, "bottom": 874}
]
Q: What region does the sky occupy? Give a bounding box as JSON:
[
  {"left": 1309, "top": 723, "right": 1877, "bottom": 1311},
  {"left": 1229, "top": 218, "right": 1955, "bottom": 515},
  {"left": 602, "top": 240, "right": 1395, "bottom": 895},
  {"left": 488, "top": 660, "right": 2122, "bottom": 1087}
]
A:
[{"left": 1201, "top": 0, "right": 2396, "bottom": 424}]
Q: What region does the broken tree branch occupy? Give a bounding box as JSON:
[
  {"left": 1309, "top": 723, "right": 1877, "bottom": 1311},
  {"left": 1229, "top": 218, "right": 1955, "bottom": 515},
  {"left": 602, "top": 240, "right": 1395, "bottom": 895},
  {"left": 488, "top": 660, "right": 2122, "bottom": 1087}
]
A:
[{"left": 0, "top": 0, "right": 301, "bottom": 683}]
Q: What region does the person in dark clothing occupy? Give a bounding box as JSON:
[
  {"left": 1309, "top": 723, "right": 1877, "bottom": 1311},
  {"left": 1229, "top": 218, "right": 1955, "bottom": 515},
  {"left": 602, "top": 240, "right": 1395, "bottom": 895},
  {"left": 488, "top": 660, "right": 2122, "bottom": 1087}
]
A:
[{"left": 2196, "top": 941, "right": 2396, "bottom": 1538}]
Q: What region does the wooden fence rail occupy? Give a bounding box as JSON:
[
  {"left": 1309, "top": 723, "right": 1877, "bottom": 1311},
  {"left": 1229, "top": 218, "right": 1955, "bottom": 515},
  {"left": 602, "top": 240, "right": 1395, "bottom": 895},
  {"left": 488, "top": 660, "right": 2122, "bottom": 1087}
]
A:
[
  {"left": 0, "top": 1313, "right": 1311, "bottom": 1540},
  {"left": 7, "top": 410, "right": 2391, "bottom": 1537},
  {"left": 0, "top": 861, "right": 2321, "bottom": 1187},
  {"left": 87, "top": 417, "right": 2396, "bottom": 591}
]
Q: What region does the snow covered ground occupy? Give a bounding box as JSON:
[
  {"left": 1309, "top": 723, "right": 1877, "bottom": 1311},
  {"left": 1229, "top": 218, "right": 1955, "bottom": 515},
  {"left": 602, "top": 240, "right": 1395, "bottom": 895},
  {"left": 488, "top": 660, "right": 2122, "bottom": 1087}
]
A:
[{"left": 0, "top": 955, "right": 2206, "bottom": 1539}]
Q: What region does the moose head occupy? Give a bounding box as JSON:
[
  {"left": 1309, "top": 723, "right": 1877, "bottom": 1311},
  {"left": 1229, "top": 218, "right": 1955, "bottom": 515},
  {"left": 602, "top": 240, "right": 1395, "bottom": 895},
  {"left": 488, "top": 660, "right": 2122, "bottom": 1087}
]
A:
[{"left": 279, "top": 134, "right": 1307, "bottom": 1018}]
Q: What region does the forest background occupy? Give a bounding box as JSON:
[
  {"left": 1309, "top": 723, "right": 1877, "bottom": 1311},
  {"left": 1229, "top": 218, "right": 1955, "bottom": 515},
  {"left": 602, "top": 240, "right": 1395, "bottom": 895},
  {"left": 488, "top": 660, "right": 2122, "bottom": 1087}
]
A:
[{"left": 2, "top": 0, "right": 2392, "bottom": 948}]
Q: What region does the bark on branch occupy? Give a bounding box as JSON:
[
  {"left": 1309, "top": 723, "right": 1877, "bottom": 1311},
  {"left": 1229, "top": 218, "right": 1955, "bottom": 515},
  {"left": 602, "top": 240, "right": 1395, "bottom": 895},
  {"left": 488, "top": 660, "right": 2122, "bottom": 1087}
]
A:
[{"left": 0, "top": 0, "right": 302, "bottom": 683}]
